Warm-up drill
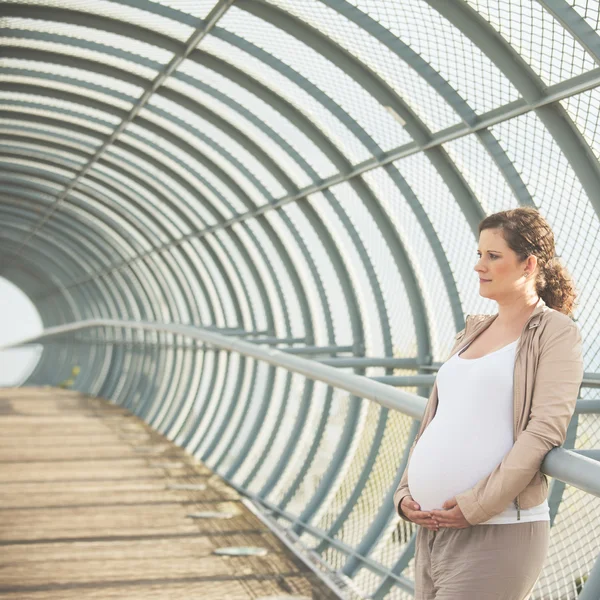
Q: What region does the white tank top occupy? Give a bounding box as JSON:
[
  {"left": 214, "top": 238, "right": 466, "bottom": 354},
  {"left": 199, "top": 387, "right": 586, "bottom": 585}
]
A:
[{"left": 407, "top": 336, "right": 549, "bottom": 525}]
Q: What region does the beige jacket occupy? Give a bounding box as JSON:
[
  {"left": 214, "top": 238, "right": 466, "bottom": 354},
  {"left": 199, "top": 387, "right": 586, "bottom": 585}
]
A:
[{"left": 393, "top": 296, "right": 584, "bottom": 526}]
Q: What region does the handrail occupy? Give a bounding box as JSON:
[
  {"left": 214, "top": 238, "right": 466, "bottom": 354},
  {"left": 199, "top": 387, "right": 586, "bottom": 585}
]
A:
[{"left": 3, "top": 318, "right": 600, "bottom": 499}]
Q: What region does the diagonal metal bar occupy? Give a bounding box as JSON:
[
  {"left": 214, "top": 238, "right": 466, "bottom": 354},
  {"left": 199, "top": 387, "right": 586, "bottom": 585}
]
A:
[{"left": 0, "top": 0, "right": 235, "bottom": 277}]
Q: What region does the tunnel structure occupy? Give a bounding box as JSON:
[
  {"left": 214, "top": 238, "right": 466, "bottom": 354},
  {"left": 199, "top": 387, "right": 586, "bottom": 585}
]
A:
[{"left": 1, "top": 1, "right": 600, "bottom": 598}]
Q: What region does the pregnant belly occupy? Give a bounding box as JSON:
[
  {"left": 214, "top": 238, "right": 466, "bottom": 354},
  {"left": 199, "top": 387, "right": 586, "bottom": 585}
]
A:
[{"left": 407, "top": 421, "right": 512, "bottom": 511}]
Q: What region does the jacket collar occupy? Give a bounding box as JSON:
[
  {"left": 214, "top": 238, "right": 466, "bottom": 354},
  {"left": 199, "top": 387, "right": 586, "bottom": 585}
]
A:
[{"left": 467, "top": 296, "right": 547, "bottom": 338}]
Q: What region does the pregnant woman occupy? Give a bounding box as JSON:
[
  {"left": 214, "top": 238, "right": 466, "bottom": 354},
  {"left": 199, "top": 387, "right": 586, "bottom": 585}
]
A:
[{"left": 393, "top": 207, "right": 584, "bottom": 600}]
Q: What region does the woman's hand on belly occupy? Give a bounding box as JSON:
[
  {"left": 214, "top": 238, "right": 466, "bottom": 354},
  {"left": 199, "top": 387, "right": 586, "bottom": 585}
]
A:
[
  {"left": 430, "top": 497, "right": 471, "bottom": 529},
  {"left": 400, "top": 496, "right": 439, "bottom": 530}
]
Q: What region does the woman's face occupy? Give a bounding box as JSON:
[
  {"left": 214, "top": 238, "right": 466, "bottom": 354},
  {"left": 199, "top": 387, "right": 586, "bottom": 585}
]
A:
[{"left": 475, "top": 228, "right": 534, "bottom": 299}]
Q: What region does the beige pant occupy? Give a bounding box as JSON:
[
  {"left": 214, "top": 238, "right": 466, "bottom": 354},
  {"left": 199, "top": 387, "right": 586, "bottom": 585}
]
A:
[{"left": 415, "top": 521, "right": 550, "bottom": 600}]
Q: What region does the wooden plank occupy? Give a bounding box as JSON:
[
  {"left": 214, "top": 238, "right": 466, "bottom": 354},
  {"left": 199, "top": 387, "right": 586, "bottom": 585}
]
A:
[{"left": 0, "top": 388, "right": 340, "bottom": 600}]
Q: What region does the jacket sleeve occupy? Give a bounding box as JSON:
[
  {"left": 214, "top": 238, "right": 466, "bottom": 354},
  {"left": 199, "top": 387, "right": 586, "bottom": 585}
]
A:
[
  {"left": 454, "top": 321, "right": 584, "bottom": 525},
  {"left": 393, "top": 435, "right": 420, "bottom": 521},
  {"left": 393, "top": 324, "right": 468, "bottom": 520}
]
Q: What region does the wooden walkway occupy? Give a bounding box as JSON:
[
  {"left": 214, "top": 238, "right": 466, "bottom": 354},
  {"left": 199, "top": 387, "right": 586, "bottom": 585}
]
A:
[{"left": 0, "top": 387, "right": 341, "bottom": 600}]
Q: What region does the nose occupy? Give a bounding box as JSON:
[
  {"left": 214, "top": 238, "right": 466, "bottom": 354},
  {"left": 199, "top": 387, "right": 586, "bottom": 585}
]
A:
[{"left": 475, "top": 267, "right": 488, "bottom": 279}]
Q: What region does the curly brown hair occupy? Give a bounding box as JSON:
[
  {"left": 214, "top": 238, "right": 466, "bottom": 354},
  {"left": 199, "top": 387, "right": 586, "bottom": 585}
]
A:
[{"left": 478, "top": 207, "right": 577, "bottom": 317}]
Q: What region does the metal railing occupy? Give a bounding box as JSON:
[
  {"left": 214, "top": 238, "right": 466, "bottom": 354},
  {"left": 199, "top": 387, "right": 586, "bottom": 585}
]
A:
[{"left": 3, "top": 319, "right": 600, "bottom": 600}]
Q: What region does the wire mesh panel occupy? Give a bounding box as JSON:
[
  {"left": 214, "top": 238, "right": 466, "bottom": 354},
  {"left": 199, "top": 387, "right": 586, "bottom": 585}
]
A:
[{"left": 1, "top": 1, "right": 600, "bottom": 599}]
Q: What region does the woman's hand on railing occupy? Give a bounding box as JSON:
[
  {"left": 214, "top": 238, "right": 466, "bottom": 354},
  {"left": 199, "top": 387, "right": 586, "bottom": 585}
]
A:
[{"left": 400, "top": 496, "right": 439, "bottom": 530}]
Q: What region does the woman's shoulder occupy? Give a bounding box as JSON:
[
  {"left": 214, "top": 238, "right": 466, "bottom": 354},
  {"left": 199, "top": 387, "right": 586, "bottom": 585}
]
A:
[
  {"left": 539, "top": 307, "right": 579, "bottom": 332},
  {"left": 537, "top": 308, "right": 581, "bottom": 346}
]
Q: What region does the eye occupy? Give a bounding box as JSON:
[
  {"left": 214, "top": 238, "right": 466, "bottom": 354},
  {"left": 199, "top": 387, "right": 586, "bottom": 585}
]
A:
[{"left": 477, "top": 252, "right": 498, "bottom": 259}]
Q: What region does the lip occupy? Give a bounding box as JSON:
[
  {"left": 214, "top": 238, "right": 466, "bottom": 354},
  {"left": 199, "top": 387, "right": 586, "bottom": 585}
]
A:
[{"left": 479, "top": 279, "right": 491, "bottom": 283}]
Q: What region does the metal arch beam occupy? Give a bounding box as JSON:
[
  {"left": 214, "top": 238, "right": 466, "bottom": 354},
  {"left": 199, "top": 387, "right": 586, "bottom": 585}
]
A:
[
  {"left": 71, "top": 261, "right": 147, "bottom": 402},
  {"left": 4, "top": 19, "right": 598, "bottom": 230},
  {"left": 207, "top": 27, "right": 466, "bottom": 332},
  {"left": 0, "top": 98, "right": 116, "bottom": 133},
  {"left": 0, "top": 134, "right": 302, "bottom": 357},
  {"left": 4, "top": 76, "right": 303, "bottom": 202},
  {"left": 0, "top": 105, "right": 261, "bottom": 241},
  {"left": 0, "top": 45, "right": 153, "bottom": 90},
  {"left": 0, "top": 63, "right": 370, "bottom": 356},
  {"left": 236, "top": 0, "right": 484, "bottom": 234},
  {"left": 2, "top": 114, "right": 316, "bottom": 366},
  {"left": 129, "top": 254, "right": 204, "bottom": 428},
  {"left": 0, "top": 49, "right": 354, "bottom": 216},
  {"left": 1, "top": 146, "right": 280, "bottom": 361},
  {"left": 321, "top": 0, "right": 536, "bottom": 211},
  {"left": 0, "top": 141, "right": 206, "bottom": 236},
  {"left": 0, "top": 245, "right": 82, "bottom": 366},
  {"left": 2, "top": 35, "right": 454, "bottom": 344},
  {"left": 0, "top": 112, "right": 104, "bottom": 147},
  {"left": 0, "top": 130, "right": 315, "bottom": 399},
  {"left": 0, "top": 163, "right": 164, "bottom": 259},
  {"left": 0, "top": 179, "right": 146, "bottom": 275},
  {"left": 0, "top": 81, "right": 131, "bottom": 121},
  {"left": 203, "top": 16, "right": 461, "bottom": 340},
  {"left": 319, "top": 0, "right": 472, "bottom": 124},
  {"left": 428, "top": 0, "right": 600, "bottom": 219},
  {"left": 1, "top": 169, "right": 248, "bottom": 352},
  {"left": 0, "top": 28, "right": 512, "bottom": 336},
  {"left": 0, "top": 225, "right": 117, "bottom": 324},
  {"left": 2, "top": 146, "right": 237, "bottom": 328},
  {"left": 3, "top": 17, "right": 450, "bottom": 352},
  {"left": 118, "top": 231, "right": 199, "bottom": 415},
  {"left": 1, "top": 130, "right": 294, "bottom": 322},
  {"left": 181, "top": 38, "right": 450, "bottom": 366},
  {"left": 0, "top": 78, "right": 300, "bottom": 198},
  {"left": 2, "top": 141, "right": 302, "bottom": 428},
  {"left": 0, "top": 123, "right": 99, "bottom": 156},
  {"left": 0, "top": 202, "right": 135, "bottom": 295},
  {"left": 51, "top": 23, "right": 378, "bottom": 520},
  {"left": 3, "top": 110, "right": 370, "bottom": 476},
  {"left": 1, "top": 15, "right": 426, "bottom": 488},
  {"left": 178, "top": 14, "right": 422, "bottom": 532},
  {"left": 1, "top": 63, "right": 408, "bottom": 436},
  {"left": 0, "top": 240, "right": 120, "bottom": 349},
  {"left": 538, "top": 1, "right": 600, "bottom": 65},
  {"left": 0, "top": 4, "right": 185, "bottom": 55},
  {"left": 100, "top": 0, "right": 203, "bottom": 28},
  {"left": 0, "top": 142, "right": 86, "bottom": 171},
  {"left": 0, "top": 51, "right": 303, "bottom": 223},
  {"left": 0, "top": 0, "right": 236, "bottom": 275},
  {"left": 0, "top": 110, "right": 237, "bottom": 227},
  {"left": 94, "top": 259, "right": 164, "bottom": 403},
  {"left": 0, "top": 235, "right": 80, "bottom": 300}
]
